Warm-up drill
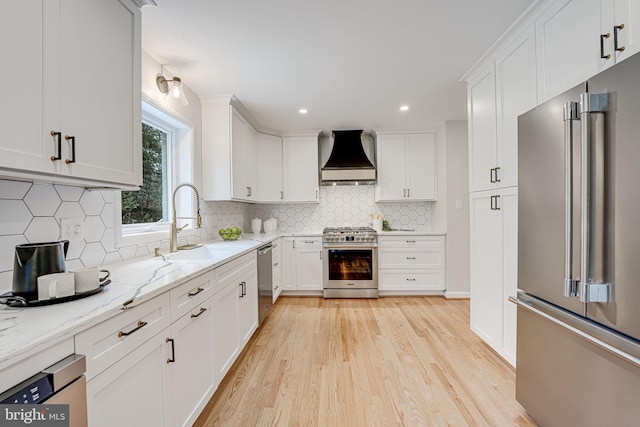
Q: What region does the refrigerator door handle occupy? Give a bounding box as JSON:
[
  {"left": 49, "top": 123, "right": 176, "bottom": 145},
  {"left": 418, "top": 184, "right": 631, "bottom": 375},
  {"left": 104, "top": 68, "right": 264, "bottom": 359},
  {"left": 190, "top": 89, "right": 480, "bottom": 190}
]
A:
[
  {"left": 563, "top": 101, "right": 580, "bottom": 298},
  {"left": 579, "top": 93, "right": 611, "bottom": 304}
]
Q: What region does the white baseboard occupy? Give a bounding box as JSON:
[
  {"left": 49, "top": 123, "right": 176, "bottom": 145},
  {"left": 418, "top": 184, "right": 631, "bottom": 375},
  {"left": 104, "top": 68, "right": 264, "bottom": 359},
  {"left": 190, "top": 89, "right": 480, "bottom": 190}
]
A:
[{"left": 444, "top": 291, "right": 470, "bottom": 299}]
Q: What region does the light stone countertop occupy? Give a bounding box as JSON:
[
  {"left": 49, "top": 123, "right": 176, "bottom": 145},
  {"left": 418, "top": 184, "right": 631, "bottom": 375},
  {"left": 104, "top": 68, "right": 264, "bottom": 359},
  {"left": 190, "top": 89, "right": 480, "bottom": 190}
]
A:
[{"left": 0, "top": 238, "right": 274, "bottom": 372}]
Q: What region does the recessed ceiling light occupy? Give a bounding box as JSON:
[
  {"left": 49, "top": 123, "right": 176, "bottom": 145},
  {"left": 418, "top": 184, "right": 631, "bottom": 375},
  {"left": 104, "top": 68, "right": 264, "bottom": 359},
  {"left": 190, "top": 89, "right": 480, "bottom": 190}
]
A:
[
  {"left": 299, "top": 109, "right": 308, "bottom": 114},
  {"left": 400, "top": 105, "right": 410, "bottom": 112}
]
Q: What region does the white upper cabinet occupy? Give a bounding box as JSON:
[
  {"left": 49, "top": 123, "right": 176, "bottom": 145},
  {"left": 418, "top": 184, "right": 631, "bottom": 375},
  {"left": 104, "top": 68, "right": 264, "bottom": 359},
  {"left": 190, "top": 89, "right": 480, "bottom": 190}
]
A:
[
  {"left": 536, "top": 0, "right": 640, "bottom": 103},
  {"left": 375, "top": 132, "right": 436, "bottom": 201},
  {"left": 609, "top": 0, "right": 640, "bottom": 62},
  {"left": 282, "top": 133, "right": 320, "bottom": 203},
  {"left": 0, "top": 0, "right": 142, "bottom": 188},
  {"left": 257, "top": 133, "right": 283, "bottom": 203},
  {"left": 495, "top": 28, "right": 538, "bottom": 189},
  {"left": 202, "top": 99, "right": 259, "bottom": 202},
  {"left": 467, "top": 25, "right": 536, "bottom": 192}
]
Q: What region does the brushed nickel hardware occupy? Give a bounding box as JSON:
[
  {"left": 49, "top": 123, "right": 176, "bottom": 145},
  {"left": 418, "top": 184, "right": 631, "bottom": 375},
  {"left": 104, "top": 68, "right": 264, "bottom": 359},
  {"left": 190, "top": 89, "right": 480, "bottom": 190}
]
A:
[
  {"left": 403, "top": 188, "right": 407, "bottom": 197},
  {"left": 64, "top": 135, "right": 76, "bottom": 164},
  {"left": 614, "top": 24, "right": 625, "bottom": 52},
  {"left": 490, "top": 167, "right": 496, "bottom": 183},
  {"left": 50, "top": 131, "right": 61, "bottom": 161},
  {"left": 600, "top": 33, "right": 611, "bottom": 59},
  {"left": 239, "top": 281, "right": 246, "bottom": 297},
  {"left": 190, "top": 307, "right": 207, "bottom": 318},
  {"left": 166, "top": 337, "right": 175, "bottom": 363},
  {"left": 188, "top": 287, "right": 204, "bottom": 297},
  {"left": 118, "top": 320, "right": 147, "bottom": 338}
]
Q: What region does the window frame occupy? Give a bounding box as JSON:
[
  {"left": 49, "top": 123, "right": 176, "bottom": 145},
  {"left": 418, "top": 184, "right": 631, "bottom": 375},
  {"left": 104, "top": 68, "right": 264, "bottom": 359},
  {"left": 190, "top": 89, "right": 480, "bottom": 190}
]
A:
[{"left": 115, "top": 99, "right": 195, "bottom": 248}]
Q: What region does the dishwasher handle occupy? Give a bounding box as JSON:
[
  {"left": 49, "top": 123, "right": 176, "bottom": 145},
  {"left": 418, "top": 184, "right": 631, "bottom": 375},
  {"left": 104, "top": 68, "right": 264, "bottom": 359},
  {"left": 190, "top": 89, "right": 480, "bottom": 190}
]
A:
[
  {"left": 258, "top": 244, "right": 273, "bottom": 255},
  {"left": 42, "top": 354, "right": 86, "bottom": 392}
]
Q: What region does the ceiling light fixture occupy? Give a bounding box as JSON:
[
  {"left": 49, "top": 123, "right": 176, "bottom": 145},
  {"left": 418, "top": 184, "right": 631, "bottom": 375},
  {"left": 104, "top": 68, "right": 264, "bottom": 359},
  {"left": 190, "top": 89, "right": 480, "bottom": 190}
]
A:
[
  {"left": 299, "top": 108, "right": 308, "bottom": 114},
  {"left": 400, "top": 105, "right": 410, "bottom": 112},
  {"left": 156, "top": 66, "right": 189, "bottom": 106}
]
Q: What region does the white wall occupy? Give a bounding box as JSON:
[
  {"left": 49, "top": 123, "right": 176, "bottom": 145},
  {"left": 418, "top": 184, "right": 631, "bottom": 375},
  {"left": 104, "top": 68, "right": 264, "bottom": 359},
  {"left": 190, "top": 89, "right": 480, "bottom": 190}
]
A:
[{"left": 443, "top": 121, "right": 470, "bottom": 298}]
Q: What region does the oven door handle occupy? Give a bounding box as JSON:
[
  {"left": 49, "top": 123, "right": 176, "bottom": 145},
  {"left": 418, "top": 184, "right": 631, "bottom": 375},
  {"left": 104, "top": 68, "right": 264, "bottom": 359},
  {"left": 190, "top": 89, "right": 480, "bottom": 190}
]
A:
[{"left": 323, "top": 244, "right": 378, "bottom": 250}]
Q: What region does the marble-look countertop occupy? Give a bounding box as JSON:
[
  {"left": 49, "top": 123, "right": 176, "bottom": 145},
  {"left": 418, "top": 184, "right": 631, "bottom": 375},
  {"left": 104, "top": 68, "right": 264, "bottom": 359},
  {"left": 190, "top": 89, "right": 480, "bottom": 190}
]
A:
[
  {"left": 0, "top": 238, "right": 279, "bottom": 372},
  {"left": 377, "top": 230, "right": 446, "bottom": 236}
]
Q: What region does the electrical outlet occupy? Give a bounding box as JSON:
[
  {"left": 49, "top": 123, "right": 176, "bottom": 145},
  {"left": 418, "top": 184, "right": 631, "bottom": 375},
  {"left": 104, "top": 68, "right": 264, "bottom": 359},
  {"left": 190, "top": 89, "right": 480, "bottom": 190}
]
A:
[{"left": 60, "top": 217, "right": 84, "bottom": 241}]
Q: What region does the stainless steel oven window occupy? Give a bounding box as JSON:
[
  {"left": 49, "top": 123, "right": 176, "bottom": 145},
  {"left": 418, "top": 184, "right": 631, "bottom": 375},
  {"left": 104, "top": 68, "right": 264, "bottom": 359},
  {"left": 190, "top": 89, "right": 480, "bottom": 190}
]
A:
[{"left": 327, "top": 248, "right": 374, "bottom": 281}]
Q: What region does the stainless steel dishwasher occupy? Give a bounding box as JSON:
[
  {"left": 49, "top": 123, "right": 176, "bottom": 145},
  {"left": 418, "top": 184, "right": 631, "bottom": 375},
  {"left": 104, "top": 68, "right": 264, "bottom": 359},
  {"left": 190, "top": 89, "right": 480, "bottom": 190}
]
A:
[
  {"left": 257, "top": 243, "right": 273, "bottom": 325},
  {"left": 0, "top": 354, "right": 87, "bottom": 427}
]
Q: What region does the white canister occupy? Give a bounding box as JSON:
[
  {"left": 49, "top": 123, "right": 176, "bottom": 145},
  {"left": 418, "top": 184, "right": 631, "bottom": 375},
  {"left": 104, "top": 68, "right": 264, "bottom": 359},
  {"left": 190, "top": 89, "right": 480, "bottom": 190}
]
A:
[
  {"left": 264, "top": 218, "right": 277, "bottom": 233},
  {"left": 372, "top": 218, "right": 383, "bottom": 232},
  {"left": 251, "top": 218, "right": 262, "bottom": 234}
]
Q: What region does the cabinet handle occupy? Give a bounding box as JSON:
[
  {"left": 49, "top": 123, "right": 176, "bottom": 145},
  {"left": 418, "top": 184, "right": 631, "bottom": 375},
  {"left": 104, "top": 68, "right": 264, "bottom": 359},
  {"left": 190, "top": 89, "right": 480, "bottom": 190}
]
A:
[
  {"left": 407, "top": 188, "right": 410, "bottom": 198},
  {"left": 239, "top": 283, "right": 244, "bottom": 298},
  {"left": 304, "top": 240, "right": 315, "bottom": 244},
  {"left": 406, "top": 278, "right": 416, "bottom": 282},
  {"left": 320, "top": 250, "right": 322, "bottom": 260},
  {"left": 118, "top": 320, "right": 147, "bottom": 338},
  {"left": 246, "top": 186, "right": 251, "bottom": 196},
  {"left": 406, "top": 257, "right": 416, "bottom": 260},
  {"left": 166, "top": 337, "right": 175, "bottom": 364},
  {"left": 490, "top": 167, "right": 495, "bottom": 183},
  {"left": 490, "top": 195, "right": 495, "bottom": 210},
  {"left": 490, "top": 195, "right": 501, "bottom": 210},
  {"left": 494, "top": 167, "right": 501, "bottom": 182},
  {"left": 280, "top": 191, "right": 284, "bottom": 200},
  {"left": 64, "top": 135, "right": 76, "bottom": 164},
  {"left": 614, "top": 24, "right": 625, "bottom": 52},
  {"left": 403, "top": 188, "right": 407, "bottom": 197},
  {"left": 273, "top": 262, "right": 279, "bottom": 267},
  {"left": 188, "top": 287, "right": 204, "bottom": 297},
  {"left": 50, "top": 131, "right": 62, "bottom": 161},
  {"left": 600, "top": 33, "right": 611, "bottom": 59},
  {"left": 315, "top": 190, "right": 318, "bottom": 199},
  {"left": 190, "top": 307, "right": 207, "bottom": 319},
  {"left": 406, "top": 240, "right": 416, "bottom": 243}
]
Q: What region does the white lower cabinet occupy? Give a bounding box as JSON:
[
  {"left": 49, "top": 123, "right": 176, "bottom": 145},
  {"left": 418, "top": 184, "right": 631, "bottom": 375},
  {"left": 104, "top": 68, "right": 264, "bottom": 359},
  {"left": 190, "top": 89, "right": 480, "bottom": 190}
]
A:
[
  {"left": 272, "top": 238, "right": 283, "bottom": 302},
  {"left": 211, "top": 252, "right": 258, "bottom": 382},
  {"left": 86, "top": 332, "right": 171, "bottom": 427},
  {"left": 469, "top": 187, "right": 518, "bottom": 365},
  {"left": 82, "top": 254, "right": 260, "bottom": 426},
  {"left": 166, "top": 300, "right": 216, "bottom": 427},
  {"left": 281, "top": 237, "right": 323, "bottom": 291},
  {"left": 378, "top": 235, "right": 446, "bottom": 291}
]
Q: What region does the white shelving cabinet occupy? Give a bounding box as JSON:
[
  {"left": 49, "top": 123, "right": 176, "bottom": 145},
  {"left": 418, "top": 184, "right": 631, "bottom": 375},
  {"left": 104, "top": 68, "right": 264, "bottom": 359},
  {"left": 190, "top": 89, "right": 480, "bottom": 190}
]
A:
[{"left": 282, "top": 133, "right": 320, "bottom": 203}]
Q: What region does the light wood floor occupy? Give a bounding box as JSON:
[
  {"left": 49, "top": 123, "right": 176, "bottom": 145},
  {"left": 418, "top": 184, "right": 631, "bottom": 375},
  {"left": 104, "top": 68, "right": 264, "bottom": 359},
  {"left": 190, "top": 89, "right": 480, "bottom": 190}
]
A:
[{"left": 194, "top": 297, "right": 537, "bottom": 427}]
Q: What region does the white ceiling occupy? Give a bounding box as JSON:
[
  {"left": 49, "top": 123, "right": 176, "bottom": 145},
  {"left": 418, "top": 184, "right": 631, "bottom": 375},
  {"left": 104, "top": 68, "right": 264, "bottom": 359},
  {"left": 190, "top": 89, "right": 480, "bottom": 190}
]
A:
[{"left": 142, "top": 0, "right": 534, "bottom": 136}]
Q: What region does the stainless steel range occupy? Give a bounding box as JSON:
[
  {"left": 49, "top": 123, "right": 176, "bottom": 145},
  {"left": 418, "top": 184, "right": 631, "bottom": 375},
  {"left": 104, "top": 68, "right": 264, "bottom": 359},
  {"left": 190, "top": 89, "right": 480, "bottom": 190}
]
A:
[{"left": 322, "top": 227, "right": 378, "bottom": 298}]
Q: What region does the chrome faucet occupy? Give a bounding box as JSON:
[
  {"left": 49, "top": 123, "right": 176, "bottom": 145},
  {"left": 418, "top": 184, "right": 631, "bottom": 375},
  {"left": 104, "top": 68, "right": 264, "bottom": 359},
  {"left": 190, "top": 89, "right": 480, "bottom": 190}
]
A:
[{"left": 170, "top": 183, "right": 202, "bottom": 252}]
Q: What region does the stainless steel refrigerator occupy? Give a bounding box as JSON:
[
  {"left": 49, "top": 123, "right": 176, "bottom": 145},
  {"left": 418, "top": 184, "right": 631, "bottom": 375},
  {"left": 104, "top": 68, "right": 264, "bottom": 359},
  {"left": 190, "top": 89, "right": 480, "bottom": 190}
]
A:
[{"left": 517, "top": 52, "right": 640, "bottom": 426}]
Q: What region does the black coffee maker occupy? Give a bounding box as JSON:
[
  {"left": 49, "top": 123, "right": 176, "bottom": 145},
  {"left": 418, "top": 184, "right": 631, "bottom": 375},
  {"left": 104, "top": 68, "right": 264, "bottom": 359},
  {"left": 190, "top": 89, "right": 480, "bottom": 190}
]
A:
[{"left": 12, "top": 241, "right": 69, "bottom": 301}]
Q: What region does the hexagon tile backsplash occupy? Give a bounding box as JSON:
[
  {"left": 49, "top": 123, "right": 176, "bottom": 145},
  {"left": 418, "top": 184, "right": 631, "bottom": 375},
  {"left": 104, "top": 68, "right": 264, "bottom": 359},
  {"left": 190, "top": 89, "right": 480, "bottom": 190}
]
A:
[
  {"left": 251, "top": 186, "right": 432, "bottom": 233},
  {"left": 0, "top": 179, "right": 251, "bottom": 292},
  {"left": 0, "top": 180, "right": 431, "bottom": 291}
]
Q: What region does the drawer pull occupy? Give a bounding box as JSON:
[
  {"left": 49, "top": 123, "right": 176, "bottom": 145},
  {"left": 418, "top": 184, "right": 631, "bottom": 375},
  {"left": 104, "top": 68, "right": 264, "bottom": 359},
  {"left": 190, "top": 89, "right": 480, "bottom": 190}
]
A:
[
  {"left": 406, "top": 240, "right": 416, "bottom": 243},
  {"left": 166, "top": 337, "right": 175, "bottom": 364},
  {"left": 190, "top": 307, "right": 207, "bottom": 319},
  {"left": 188, "top": 287, "right": 204, "bottom": 297},
  {"left": 406, "top": 278, "right": 416, "bottom": 281},
  {"left": 118, "top": 320, "right": 147, "bottom": 338},
  {"left": 273, "top": 262, "right": 279, "bottom": 267},
  {"left": 304, "top": 240, "right": 315, "bottom": 244},
  {"left": 406, "top": 257, "right": 416, "bottom": 260}
]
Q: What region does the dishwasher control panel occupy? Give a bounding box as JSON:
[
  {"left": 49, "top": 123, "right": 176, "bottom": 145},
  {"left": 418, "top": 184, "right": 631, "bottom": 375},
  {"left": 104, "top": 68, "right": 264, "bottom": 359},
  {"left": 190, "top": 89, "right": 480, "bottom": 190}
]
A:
[{"left": 0, "top": 373, "right": 53, "bottom": 404}]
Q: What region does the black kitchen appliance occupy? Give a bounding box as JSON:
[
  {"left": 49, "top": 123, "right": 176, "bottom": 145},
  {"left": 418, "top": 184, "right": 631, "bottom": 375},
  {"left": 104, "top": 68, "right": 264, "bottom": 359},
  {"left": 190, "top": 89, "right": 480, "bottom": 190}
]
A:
[{"left": 12, "top": 240, "right": 69, "bottom": 301}]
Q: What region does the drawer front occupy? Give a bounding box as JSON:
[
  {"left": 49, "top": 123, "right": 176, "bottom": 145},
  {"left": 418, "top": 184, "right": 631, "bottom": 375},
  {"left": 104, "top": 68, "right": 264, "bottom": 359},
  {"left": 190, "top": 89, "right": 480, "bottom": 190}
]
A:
[
  {"left": 169, "top": 270, "right": 214, "bottom": 322},
  {"left": 379, "top": 235, "right": 444, "bottom": 248},
  {"left": 75, "top": 293, "right": 171, "bottom": 380},
  {"left": 215, "top": 252, "right": 256, "bottom": 292},
  {"left": 379, "top": 270, "right": 445, "bottom": 291},
  {"left": 379, "top": 248, "right": 444, "bottom": 269},
  {"left": 295, "top": 237, "right": 321, "bottom": 248}
]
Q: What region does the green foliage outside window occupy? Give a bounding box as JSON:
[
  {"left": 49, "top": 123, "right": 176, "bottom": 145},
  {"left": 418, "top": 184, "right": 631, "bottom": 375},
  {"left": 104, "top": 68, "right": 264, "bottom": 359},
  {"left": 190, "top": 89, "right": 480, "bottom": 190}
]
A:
[{"left": 122, "top": 123, "right": 168, "bottom": 224}]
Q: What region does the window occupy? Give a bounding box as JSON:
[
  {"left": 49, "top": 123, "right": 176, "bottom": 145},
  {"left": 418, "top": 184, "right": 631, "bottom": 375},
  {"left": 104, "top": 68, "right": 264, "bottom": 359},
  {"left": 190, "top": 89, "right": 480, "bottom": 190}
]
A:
[
  {"left": 121, "top": 122, "right": 170, "bottom": 227},
  {"left": 117, "top": 100, "right": 193, "bottom": 241}
]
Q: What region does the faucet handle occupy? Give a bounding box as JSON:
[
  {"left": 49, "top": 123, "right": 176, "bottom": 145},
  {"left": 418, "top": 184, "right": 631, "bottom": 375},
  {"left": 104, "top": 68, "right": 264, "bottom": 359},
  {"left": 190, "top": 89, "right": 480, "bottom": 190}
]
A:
[{"left": 176, "top": 223, "right": 189, "bottom": 233}]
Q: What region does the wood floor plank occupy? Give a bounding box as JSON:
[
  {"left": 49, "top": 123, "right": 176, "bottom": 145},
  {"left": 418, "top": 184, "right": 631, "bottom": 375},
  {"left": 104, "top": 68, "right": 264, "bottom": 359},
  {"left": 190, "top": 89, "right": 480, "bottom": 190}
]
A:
[{"left": 194, "top": 297, "right": 536, "bottom": 427}]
